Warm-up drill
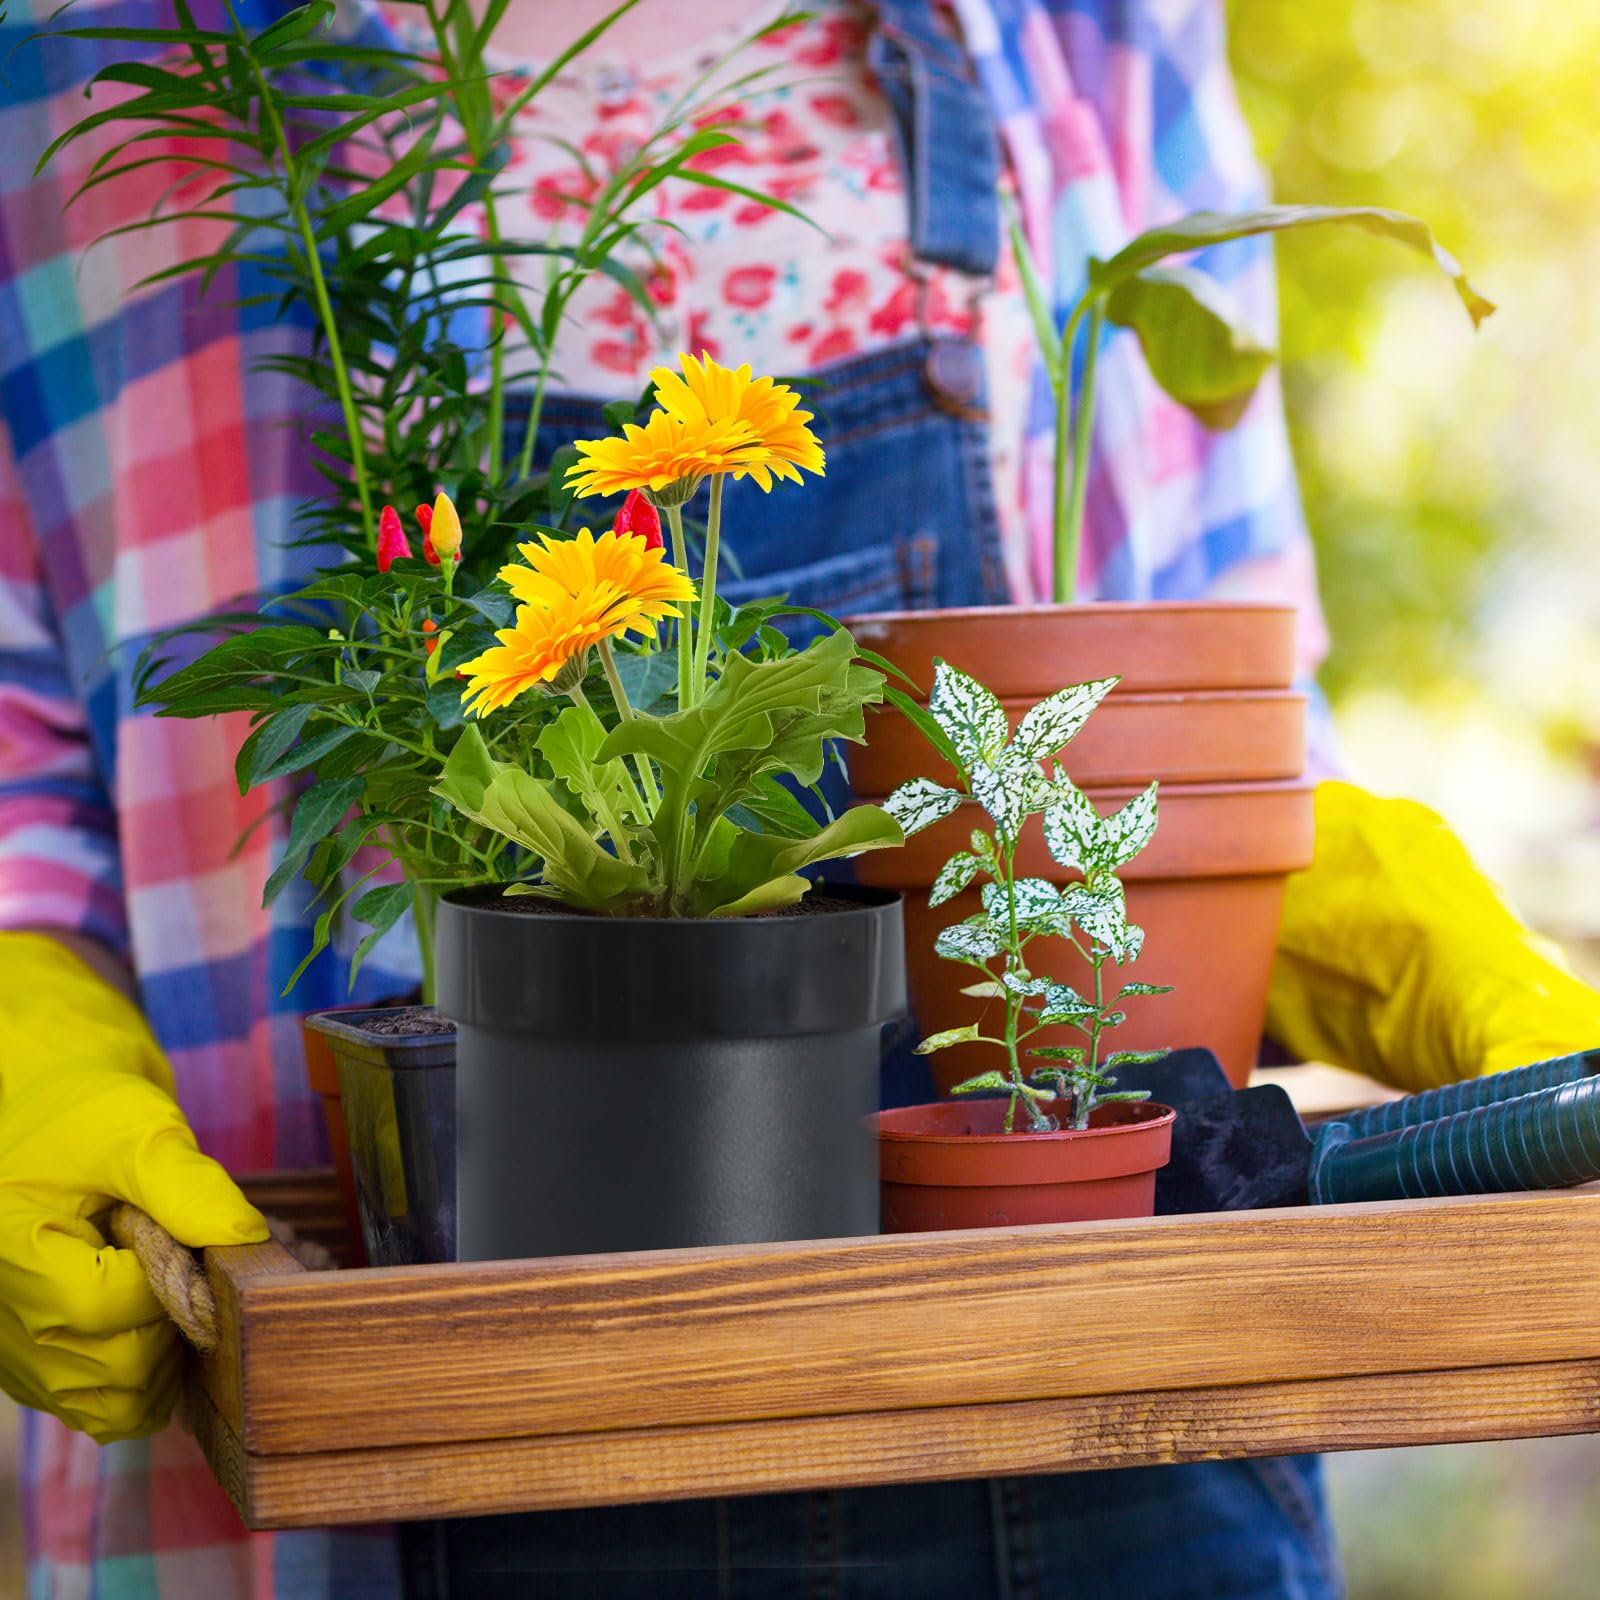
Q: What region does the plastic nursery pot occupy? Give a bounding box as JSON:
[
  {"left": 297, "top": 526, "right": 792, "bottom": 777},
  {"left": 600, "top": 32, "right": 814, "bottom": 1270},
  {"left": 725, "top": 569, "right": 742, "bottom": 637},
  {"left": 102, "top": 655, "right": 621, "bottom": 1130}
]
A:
[
  {"left": 300, "top": 1015, "right": 367, "bottom": 1268},
  {"left": 875, "top": 1097, "right": 1177, "bottom": 1230},
  {"left": 436, "top": 883, "right": 906, "bottom": 1263},
  {"left": 303, "top": 1007, "right": 458, "bottom": 1266}
]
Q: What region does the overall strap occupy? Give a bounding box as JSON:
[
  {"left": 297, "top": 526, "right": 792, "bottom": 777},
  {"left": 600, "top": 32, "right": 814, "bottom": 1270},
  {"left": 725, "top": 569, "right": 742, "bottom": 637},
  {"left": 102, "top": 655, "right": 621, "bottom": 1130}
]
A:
[{"left": 868, "top": 0, "right": 1001, "bottom": 278}]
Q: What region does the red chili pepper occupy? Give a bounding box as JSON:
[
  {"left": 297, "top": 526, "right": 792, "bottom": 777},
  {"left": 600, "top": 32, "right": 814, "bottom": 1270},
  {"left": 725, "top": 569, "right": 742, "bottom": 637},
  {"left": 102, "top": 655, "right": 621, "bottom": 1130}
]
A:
[
  {"left": 376, "top": 505, "right": 412, "bottom": 573},
  {"left": 422, "top": 618, "right": 439, "bottom": 656},
  {"left": 613, "top": 489, "right": 663, "bottom": 551},
  {"left": 415, "top": 503, "right": 440, "bottom": 565}
]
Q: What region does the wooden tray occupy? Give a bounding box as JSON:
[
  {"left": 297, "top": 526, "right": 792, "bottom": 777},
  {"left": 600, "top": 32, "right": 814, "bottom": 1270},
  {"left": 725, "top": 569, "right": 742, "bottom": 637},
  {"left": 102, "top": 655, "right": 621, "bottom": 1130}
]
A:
[{"left": 191, "top": 1183, "right": 1600, "bottom": 1530}]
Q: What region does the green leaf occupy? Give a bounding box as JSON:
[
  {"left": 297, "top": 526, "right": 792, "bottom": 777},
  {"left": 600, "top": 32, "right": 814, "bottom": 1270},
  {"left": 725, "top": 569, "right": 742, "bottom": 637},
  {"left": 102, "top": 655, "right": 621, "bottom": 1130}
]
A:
[
  {"left": 351, "top": 881, "right": 410, "bottom": 928},
  {"left": 252, "top": 723, "right": 357, "bottom": 784},
  {"left": 950, "top": 1070, "right": 1010, "bottom": 1096},
  {"left": 960, "top": 980, "right": 1009, "bottom": 998},
  {"left": 435, "top": 724, "right": 650, "bottom": 908},
  {"left": 929, "top": 851, "right": 979, "bottom": 908},
  {"left": 1027, "top": 1046, "right": 1087, "bottom": 1063},
  {"left": 693, "top": 804, "right": 903, "bottom": 917},
  {"left": 1089, "top": 205, "right": 1494, "bottom": 330},
  {"left": 262, "top": 774, "right": 365, "bottom": 907},
  {"left": 1117, "top": 983, "right": 1174, "bottom": 999},
  {"left": 1104, "top": 781, "right": 1159, "bottom": 868},
  {"left": 1041, "top": 779, "right": 1108, "bottom": 875},
  {"left": 913, "top": 1023, "right": 983, "bottom": 1055},
  {"left": 1007, "top": 677, "right": 1117, "bottom": 765},
  {"left": 928, "top": 658, "right": 1008, "bottom": 770},
  {"left": 1003, "top": 191, "right": 1060, "bottom": 376},
  {"left": 1105, "top": 266, "right": 1276, "bottom": 430},
  {"left": 934, "top": 921, "right": 1005, "bottom": 966},
  {"left": 537, "top": 701, "right": 643, "bottom": 829},
  {"left": 881, "top": 684, "right": 965, "bottom": 776},
  {"left": 236, "top": 702, "right": 311, "bottom": 793},
  {"left": 884, "top": 776, "right": 962, "bottom": 838},
  {"left": 1094, "top": 1089, "right": 1154, "bottom": 1103}
]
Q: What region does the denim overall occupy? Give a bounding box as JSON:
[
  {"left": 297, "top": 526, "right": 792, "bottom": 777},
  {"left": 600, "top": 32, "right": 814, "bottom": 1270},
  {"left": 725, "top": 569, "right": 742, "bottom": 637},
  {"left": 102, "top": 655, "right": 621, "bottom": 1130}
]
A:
[{"left": 412, "top": 4, "right": 1343, "bottom": 1594}]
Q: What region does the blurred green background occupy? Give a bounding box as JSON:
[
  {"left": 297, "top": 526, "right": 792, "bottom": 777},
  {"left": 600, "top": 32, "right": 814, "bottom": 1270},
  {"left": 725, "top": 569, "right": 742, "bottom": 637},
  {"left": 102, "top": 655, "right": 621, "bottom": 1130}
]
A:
[{"left": 1230, "top": 3, "right": 1600, "bottom": 1597}]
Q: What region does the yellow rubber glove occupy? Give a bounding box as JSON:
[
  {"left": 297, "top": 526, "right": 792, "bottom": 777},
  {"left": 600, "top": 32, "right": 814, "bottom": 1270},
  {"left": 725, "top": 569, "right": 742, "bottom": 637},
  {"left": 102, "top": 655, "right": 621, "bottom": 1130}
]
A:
[
  {"left": 1267, "top": 782, "right": 1600, "bottom": 1094},
  {"left": 0, "top": 934, "right": 268, "bottom": 1442}
]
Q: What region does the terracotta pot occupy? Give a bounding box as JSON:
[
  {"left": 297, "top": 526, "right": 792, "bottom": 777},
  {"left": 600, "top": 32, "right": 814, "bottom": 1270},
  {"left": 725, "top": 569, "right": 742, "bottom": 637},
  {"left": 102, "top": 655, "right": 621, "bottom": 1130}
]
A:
[
  {"left": 301, "top": 1015, "right": 368, "bottom": 1268},
  {"left": 876, "top": 1098, "right": 1176, "bottom": 1230},
  {"left": 855, "top": 779, "right": 1314, "bottom": 1091},
  {"left": 852, "top": 689, "right": 1307, "bottom": 793},
  {"left": 847, "top": 601, "right": 1298, "bottom": 696}
]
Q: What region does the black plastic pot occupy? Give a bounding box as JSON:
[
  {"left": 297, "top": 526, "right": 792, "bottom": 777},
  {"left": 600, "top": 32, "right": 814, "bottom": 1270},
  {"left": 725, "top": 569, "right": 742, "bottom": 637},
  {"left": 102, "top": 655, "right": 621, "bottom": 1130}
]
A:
[
  {"left": 303, "top": 1008, "right": 458, "bottom": 1266},
  {"left": 435, "top": 883, "right": 906, "bottom": 1262}
]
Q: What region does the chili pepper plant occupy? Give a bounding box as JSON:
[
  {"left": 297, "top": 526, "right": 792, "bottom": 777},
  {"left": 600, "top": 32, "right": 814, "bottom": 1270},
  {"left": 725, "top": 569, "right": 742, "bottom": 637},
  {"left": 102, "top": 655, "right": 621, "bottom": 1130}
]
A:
[{"left": 884, "top": 663, "right": 1172, "bottom": 1131}]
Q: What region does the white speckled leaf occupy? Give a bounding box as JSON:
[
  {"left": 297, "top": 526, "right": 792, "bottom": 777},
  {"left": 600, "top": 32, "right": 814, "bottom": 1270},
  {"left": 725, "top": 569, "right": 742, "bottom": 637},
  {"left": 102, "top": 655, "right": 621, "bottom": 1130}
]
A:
[
  {"left": 929, "top": 851, "right": 980, "bottom": 908},
  {"left": 1037, "top": 982, "right": 1096, "bottom": 1024},
  {"left": 929, "top": 660, "right": 1009, "bottom": 769},
  {"left": 1008, "top": 677, "right": 1118, "bottom": 763},
  {"left": 883, "top": 776, "right": 962, "bottom": 838},
  {"left": 981, "top": 878, "right": 1061, "bottom": 931},
  {"left": 934, "top": 920, "right": 1006, "bottom": 965},
  {"left": 968, "top": 754, "right": 1026, "bottom": 841},
  {"left": 1104, "top": 781, "right": 1159, "bottom": 868},
  {"left": 1001, "top": 970, "right": 1053, "bottom": 998},
  {"left": 1042, "top": 779, "right": 1109, "bottom": 874}
]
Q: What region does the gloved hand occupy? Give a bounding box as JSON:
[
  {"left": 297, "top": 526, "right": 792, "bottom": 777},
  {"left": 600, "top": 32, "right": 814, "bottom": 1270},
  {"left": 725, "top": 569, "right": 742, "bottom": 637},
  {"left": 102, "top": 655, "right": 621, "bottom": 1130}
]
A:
[
  {"left": 0, "top": 933, "right": 268, "bottom": 1442},
  {"left": 1268, "top": 782, "right": 1600, "bottom": 1094}
]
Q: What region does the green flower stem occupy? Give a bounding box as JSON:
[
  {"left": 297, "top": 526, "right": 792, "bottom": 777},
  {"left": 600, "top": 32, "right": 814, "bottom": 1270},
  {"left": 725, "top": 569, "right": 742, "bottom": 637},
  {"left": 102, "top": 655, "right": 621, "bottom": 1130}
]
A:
[
  {"left": 516, "top": 359, "right": 552, "bottom": 485},
  {"left": 664, "top": 501, "right": 695, "bottom": 710},
  {"left": 597, "top": 636, "right": 659, "bottom": 816},
  {"left": 1053, "top": 295, "right": 1105, "bottom": 604},
  {"left": 689, "top": 475, "right": 724, "bottom": 694}
]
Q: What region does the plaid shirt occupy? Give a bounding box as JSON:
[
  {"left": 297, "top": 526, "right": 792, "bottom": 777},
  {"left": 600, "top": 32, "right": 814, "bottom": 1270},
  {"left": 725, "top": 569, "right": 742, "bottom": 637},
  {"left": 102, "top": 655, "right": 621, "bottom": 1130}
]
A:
[{"left": 0, "top": 0, "right": 1326, "bottom": 1593}]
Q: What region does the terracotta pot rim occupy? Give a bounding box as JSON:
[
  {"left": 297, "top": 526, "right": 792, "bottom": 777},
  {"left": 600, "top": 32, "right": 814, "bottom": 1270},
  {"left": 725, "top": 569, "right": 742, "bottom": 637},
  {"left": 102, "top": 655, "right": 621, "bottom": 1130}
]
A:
[
  {"left": 875, "top": 1100, "right": 1175, "bottom": 1149},
  {"left": 869, "top": 687, "right": 1309, "bottom": 710},
  {"left": 846, "top": 600, "right": 1296, "bottom": 628}
]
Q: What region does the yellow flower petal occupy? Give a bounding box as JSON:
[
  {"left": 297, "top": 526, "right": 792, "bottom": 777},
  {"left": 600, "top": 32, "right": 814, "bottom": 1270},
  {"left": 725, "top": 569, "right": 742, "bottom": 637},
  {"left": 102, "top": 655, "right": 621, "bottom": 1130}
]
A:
[
  {"left": 462, "top": 530, "right": 697, "bottom": 717},
  {"left": 565, "top": 411, "right": 767, "bottom": 499},
  {"left": 648, "top": 351, "right": 825, "bottom": 490}
]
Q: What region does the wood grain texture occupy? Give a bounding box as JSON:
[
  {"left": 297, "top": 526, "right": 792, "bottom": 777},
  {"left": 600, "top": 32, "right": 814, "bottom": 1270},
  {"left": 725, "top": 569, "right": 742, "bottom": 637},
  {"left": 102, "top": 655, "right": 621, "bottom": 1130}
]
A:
[
  {"left": 199, "top": 1237, "right": 304, "bottom": 1437},
  {"left": 228, "top": 1356, "right": 1600, "bottom": 1528},
  {"left": 209, "top": 1188, "right": 1600, "bottom": 1457}
]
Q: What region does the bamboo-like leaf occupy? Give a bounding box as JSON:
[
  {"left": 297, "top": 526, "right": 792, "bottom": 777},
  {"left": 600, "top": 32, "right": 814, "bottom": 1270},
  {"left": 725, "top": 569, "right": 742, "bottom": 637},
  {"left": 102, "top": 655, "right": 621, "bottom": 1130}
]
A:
[
  {"left": 1105, "top": 265, "right": 1275, "bottom": 430},
  {"left": 1089, "top": 205, "right": 1494, "bottom": 329}
]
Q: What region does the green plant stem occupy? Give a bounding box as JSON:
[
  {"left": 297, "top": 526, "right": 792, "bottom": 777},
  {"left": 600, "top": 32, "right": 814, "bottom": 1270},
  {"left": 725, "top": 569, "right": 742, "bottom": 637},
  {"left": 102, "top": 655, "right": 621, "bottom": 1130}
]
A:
[
  {"left": 1054, "top": 296, "right": 1105, "bottom": 604},
  {"left": 690, "top": 476, "right": 724, "bottom": 692},
  {"left": 246, "top": 46, "right": 374, "bottom": 547},
  {"left": 516, "top": 359, "right": 552, "bottom": 483},
  {"left": 664, "top": 501, "right": 695, "bottom": 710},
  {"left": 598, "top": 637, "right": 659, "bottom": 814},
  {"left": 411, "top": 876, "right": 439, "bottom": 1007}
]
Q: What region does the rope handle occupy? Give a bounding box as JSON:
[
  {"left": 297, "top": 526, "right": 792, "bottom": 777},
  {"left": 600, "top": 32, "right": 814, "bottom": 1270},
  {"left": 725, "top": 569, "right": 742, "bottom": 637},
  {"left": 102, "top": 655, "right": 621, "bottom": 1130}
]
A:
[{"left": 108, "top": 1204, "right": 219, "bottom": 1356}]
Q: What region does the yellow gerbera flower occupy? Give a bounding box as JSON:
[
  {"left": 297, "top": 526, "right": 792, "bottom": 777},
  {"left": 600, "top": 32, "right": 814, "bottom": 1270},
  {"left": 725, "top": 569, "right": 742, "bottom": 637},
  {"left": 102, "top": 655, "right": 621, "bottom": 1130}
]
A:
[
  {"left": 458, "top": 530, "right": 696, "bottom": 716},
  {"left": 649, "top": 352, "right": 826, "bottom": 490},
  {"left": 565, "top": 409, "right": 766, "bottom": 501}
]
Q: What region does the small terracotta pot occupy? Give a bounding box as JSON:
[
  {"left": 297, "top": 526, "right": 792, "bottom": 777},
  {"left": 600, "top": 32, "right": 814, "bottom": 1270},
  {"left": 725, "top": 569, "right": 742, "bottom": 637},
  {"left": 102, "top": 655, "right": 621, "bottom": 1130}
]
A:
[
  {"left": 301, "top": 1015, "right": 368, "bottom": 1268},
  {"left": 848, "top": 601, "right": 1298, "bottom": 696},
  {"left": 853, "top": 689, "right": 1307, "bottom": 793},
  {"left": 875, "top": 1098, "right": 1176, "bottom": 1230}
]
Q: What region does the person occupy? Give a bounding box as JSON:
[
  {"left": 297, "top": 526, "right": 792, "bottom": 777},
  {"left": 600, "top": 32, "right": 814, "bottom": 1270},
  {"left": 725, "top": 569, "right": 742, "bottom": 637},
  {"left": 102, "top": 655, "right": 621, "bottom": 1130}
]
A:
[{"left": 4, "top": 0, "right": 1599, "bottom": 1595}]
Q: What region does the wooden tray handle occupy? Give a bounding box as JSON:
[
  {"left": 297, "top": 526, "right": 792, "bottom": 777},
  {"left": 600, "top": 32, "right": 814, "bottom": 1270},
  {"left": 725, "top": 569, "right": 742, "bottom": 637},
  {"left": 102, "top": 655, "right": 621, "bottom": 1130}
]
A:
[{"left": 108, "top": 1203, "right": 219, "bottom": 1356}]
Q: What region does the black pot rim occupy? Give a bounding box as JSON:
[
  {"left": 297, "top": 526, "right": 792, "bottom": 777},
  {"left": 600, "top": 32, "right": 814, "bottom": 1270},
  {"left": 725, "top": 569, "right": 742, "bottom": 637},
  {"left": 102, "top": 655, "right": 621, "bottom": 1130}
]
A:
[
  {"left": 305, "top": 1005, "right": 457, "bottom": 1068},
  {"left": 439, "top": 879, "right": 900, "bottom": 926}
]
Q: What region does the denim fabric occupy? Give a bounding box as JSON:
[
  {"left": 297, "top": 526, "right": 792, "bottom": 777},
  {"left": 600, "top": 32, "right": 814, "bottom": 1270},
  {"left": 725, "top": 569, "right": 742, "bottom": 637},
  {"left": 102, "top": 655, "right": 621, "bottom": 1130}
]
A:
[
  {"left": 868, "top": 0, "right": 1002, "bottom": 276},
  {"left": 405, "top": 1457, "right": 1340, "bottom": 1599}
]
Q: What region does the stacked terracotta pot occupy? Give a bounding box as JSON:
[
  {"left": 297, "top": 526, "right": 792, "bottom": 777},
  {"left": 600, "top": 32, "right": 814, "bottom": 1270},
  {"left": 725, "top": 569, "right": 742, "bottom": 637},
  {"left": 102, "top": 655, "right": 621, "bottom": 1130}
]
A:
[{"left": 846, "top": 602, "right": 1315, "bottom": 1090}]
